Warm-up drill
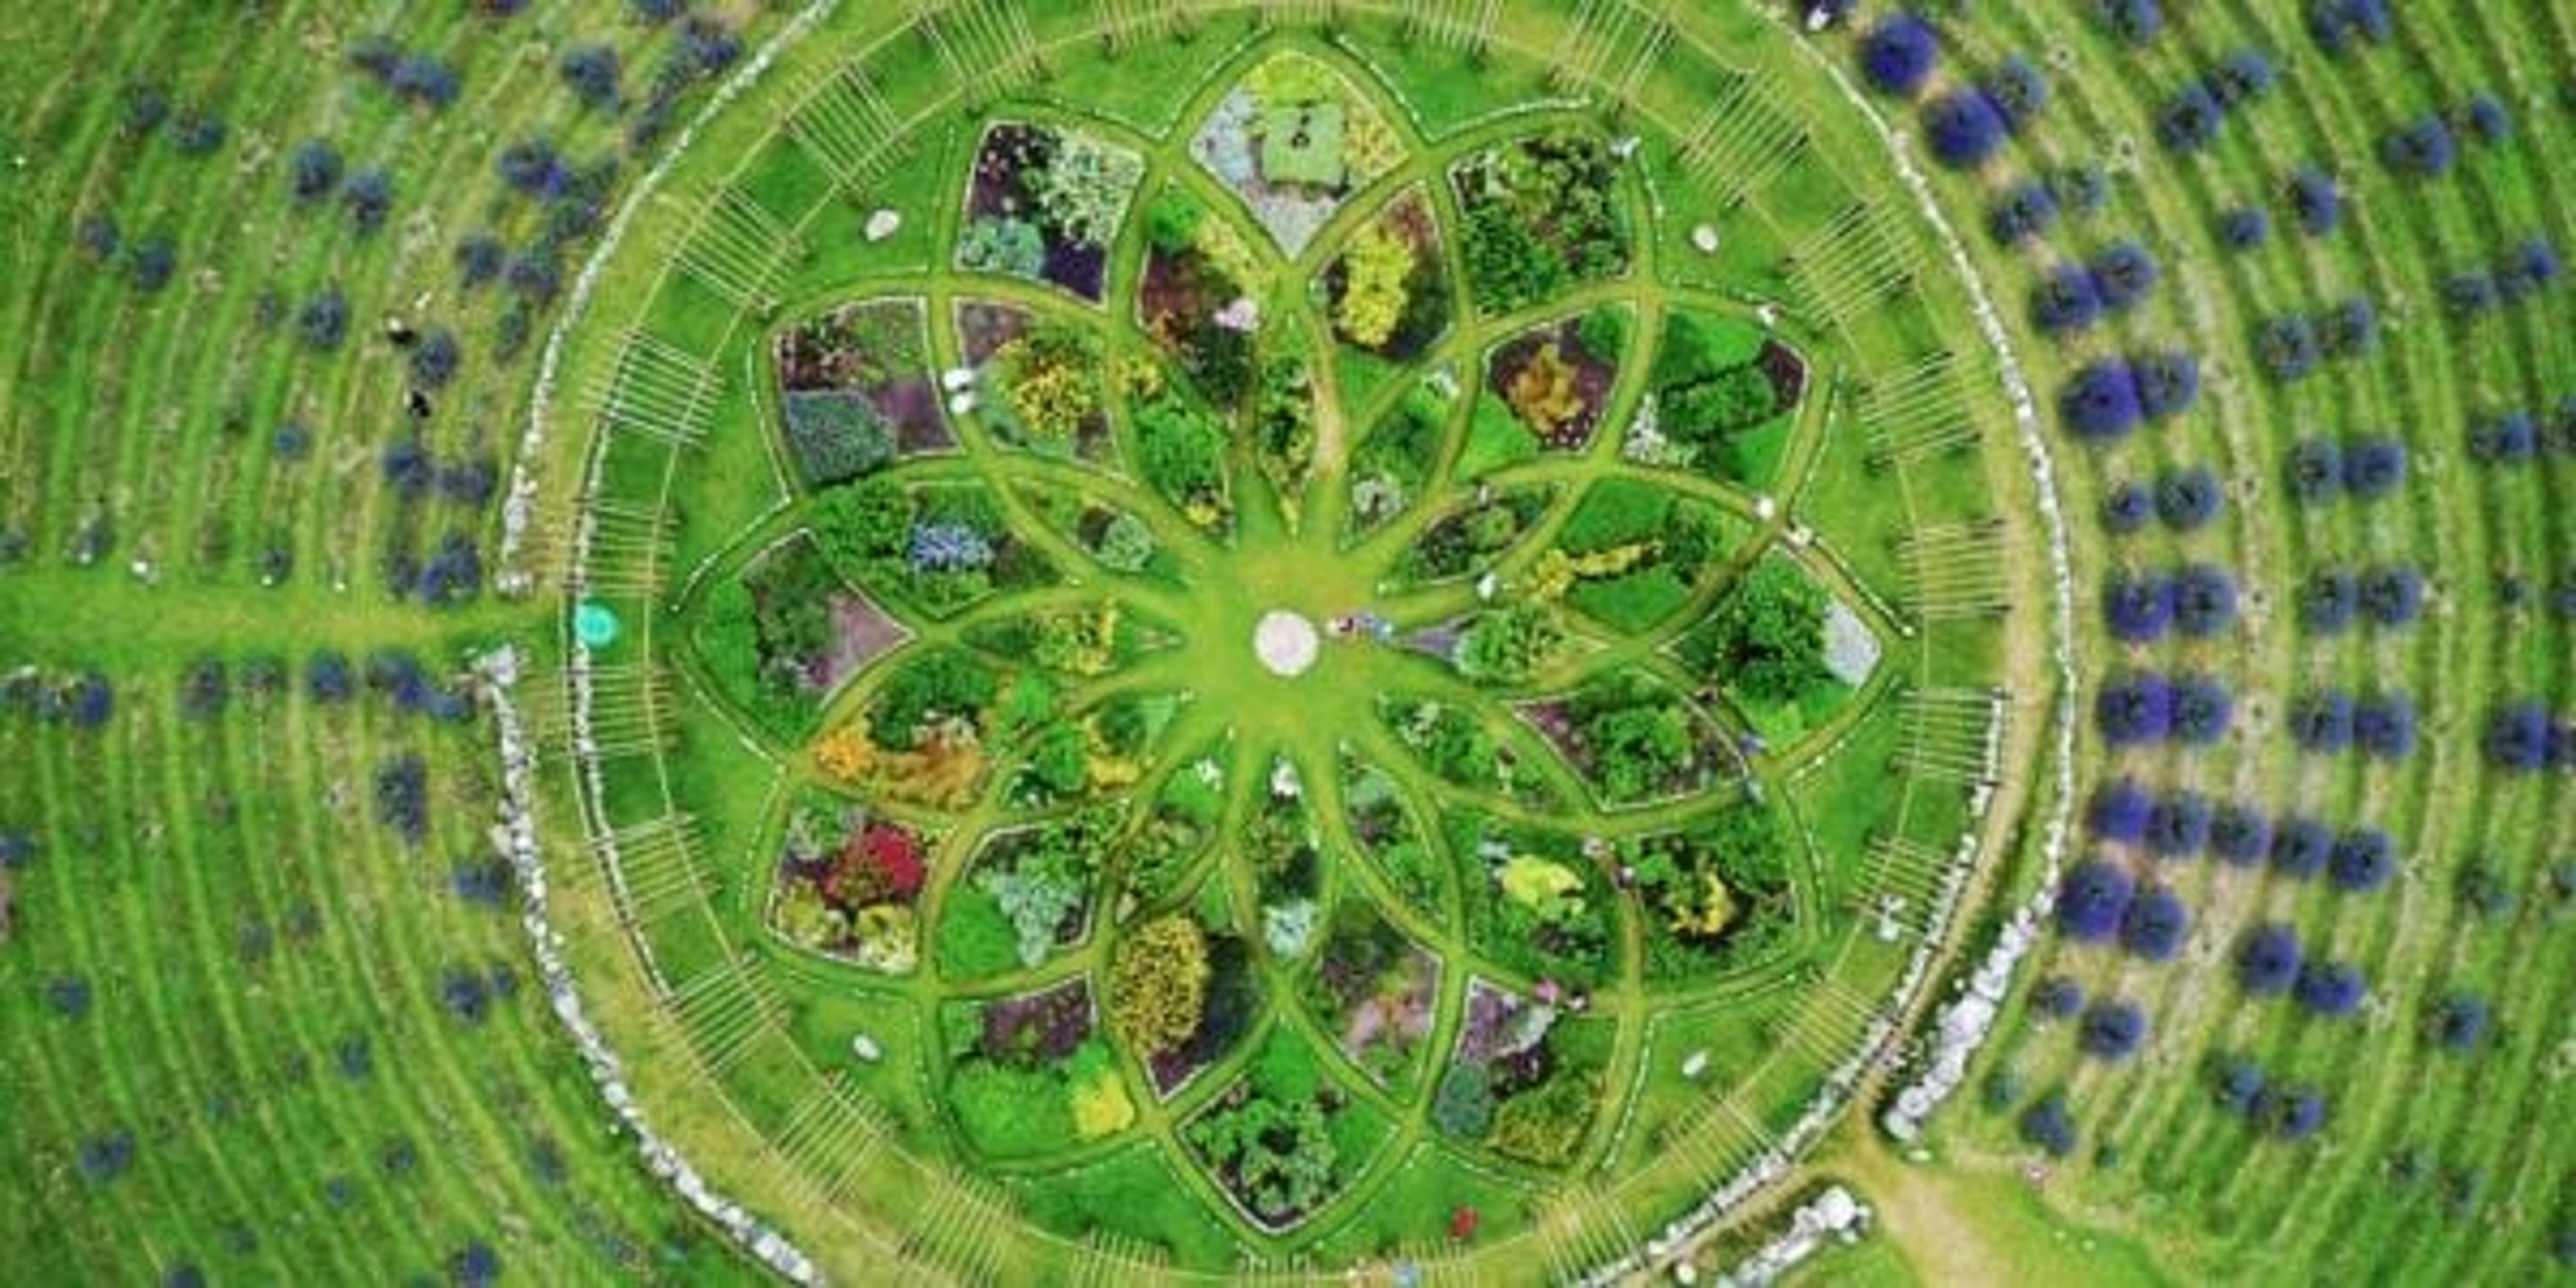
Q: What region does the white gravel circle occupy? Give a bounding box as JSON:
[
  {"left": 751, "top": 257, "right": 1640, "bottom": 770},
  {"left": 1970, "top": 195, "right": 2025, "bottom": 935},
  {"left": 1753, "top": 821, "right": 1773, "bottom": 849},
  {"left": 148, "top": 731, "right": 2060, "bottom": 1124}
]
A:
[{"left": 1253, "top": 610, "right": 1320, "bottom": 678}]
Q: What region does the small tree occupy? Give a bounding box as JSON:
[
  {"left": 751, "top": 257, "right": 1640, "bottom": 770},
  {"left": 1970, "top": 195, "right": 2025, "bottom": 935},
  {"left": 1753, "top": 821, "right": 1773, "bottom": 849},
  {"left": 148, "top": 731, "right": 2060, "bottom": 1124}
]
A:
[
  {"left": 2055, "top": 860, "right": 2133, "bottom": 942},
  {"left": 559, "top": 44, "right": 623, "bottom": 113},
  {"left": 1858, "top": 13, "right": 1939, "bottom": 97},
  {"left": 1681, "top": 560, "right": 1828, "bottom": 704},
  {"left": 289, "top": 139, "right": 343, "bottom": 203}
]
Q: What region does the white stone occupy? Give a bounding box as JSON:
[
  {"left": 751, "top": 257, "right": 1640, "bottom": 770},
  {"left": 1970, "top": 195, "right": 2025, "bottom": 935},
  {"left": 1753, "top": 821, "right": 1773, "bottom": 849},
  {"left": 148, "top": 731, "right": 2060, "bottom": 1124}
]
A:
[
  {"left": 941, "top": 366, "right": 977, "bottom": 392},
  {"left": 1253, "top": 610, "right": 1320, "bottom": 678},
  {"left": 1691, "top": 223, "right": 1721, "bottom": 254},
  {"left": 863, "top": 209, "right": 902, "bottom": 242},
  {"left": 1754, "top": 496, "right": 1777, "bottom": 521},
  {"left": 1680, "top": 1049, "right": 1710, "bottom": 1081},
  {"left": 1215, "top": 297, "right": 1261, "bottom": 333},
  {"left": 1813, "top": 1186, "right": 1861, "bottom": 1230},
  {"left": 850, "top": 1033, "right": 882, "bottom": 1063},
  {"left": 946, "top": 390, "right": 977, "bottom": 417}
]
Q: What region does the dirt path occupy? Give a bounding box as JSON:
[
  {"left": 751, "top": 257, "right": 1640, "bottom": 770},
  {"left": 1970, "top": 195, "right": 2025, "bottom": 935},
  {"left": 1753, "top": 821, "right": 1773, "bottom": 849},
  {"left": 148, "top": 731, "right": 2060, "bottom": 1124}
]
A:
[
  {"left": 1817, "top": 1135, "right": 2176, "bottom": 1287},
  {"left": 1836, "top": 1141, "right": 2010, "bottom": 1285}
]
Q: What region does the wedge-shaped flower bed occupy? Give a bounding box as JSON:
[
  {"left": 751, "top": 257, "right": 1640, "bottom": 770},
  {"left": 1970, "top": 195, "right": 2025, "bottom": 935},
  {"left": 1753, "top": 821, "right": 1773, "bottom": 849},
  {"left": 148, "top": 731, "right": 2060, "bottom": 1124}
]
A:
[{"left": 958, "top": 121, "right": 1143, "bottom": 303}]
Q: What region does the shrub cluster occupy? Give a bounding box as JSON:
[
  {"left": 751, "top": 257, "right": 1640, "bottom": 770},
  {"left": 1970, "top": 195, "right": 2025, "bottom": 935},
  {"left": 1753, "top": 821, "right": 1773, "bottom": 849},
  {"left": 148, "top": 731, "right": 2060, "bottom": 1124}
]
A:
[
  {"left": 2483, "top": 702, "right": 2576, "bottom": 772},
  {"left": 1921, "top": 55, "right": 2047, "bottom": 170},
  {"left": 348, "top": 34, "right": 461, "bottom": 111},
  {"left": 2440, "top": 236, "right": 2561, "bottom": 323},
  {"left": 0, "top": 669, "right": 115, "bottom": 728},
  {"left": 2157, "top": 49, "right": 2274, "bottom": 152},
  {"left": 2098, "top": 464, "right": 2223, "bottom": 535},
  {"left": 2296, "top": 564, "right": 2420, "bottom": 634},
  {"left": 2253, "top": 297, "right": 2378, "bottom": 382},
  {"left": 2305, "top": 0, "right": 2393, "bottom": 56},
  {"left": 2059, "top": 351, "right": 2199, "bottom": 441},
  {"left": 2286, "top": 688, "right": 2416, "bottom": 759},
  {"left": 2030, "top": 243, "right": 2158, "bottom": 334},
  {"left": 2284, "top": 433, "right": 2406, "bottom": 506},
  {"left": 2102, "top": 564, "right": 2237, "bottom": 641},
  {"left": 2094, "top": 671, "right": 2231, "bottom": 745}
]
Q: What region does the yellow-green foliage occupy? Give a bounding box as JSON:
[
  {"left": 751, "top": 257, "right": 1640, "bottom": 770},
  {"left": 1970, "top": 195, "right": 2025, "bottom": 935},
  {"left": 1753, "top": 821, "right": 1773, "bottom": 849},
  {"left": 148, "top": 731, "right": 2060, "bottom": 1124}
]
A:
[
  {"left": 1031, "top": 603, "right": 1124, "bottom": 676},
  {"left": 1525, "top": 543, "right": 1652, "bottom": 602},
  {"left": 1246, "top": 52, "right": 1338, "bottom": 110},
  {"left": 1499, "top": 855, "right": 1584, "bottom": 920},
  {"left": 1107, "top": 914, "right": 1212, "bottom": 1053},
  {"left": 1197, "top": 214, "right": 1263, "bottom": 293},
  {"left": 1344, "top": 110, "right": 1403, "bottom": 177},
  {"left": 1488, "top": 1073, "right": 1598, "bottom": 1167},
  {"left": 1664, "top": 871, "right": 1737, "bottom": 940},
  {"left": 850, "top": 904, "right": 919, "bottom": 972},
  {"left": 1337, "top": 222, "right": 1417, "bottom": 349},
  {"left": 1071, "top": 1063, "right": 1136, "bottom": 1138},
  {"left": 996, "top": 337, "right": 1099, "bottom": 443}
]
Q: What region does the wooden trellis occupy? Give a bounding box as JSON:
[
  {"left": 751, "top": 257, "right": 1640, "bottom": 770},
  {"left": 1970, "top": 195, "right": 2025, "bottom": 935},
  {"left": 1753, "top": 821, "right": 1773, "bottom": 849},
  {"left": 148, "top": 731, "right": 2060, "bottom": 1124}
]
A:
[
  {"left": 901, "top": 1169, "right": 1011, "bottom": 1285},
  {"left": 1786, "top": 201, "right": 1915, "bottom": 325},
  {"left": 1675, "top": 72, "right": 1809, "bottom": 210},
  {"left": 771, "top": 1078, "right": 896, "bottom": 1209},
  {"left": 664, "top": 956, "right": 782, "bottom": 1079},
  {"left": 1533, "top": 1183, "right": 1640, "bottom": 1283},
  {"left": 1611, "top": 18, "right": 1673, "bottom": 108},
  {"left": 1864, "top": 833, "right": 1959, "bottom": 928},
  {"left": 913, "top": 0, "right": 1045, "bottom": 105},
  {"left": 1860, "top": 349, "right": 1982, "bottom": 468},
  {"left": 594, "top": 812, "right": 706, "bottom": 924},
  {"left": 1659, "top": 1093, "right": 1772, "bottom": 1193},
  {"left": 1238, "top": 1254, "right": 1320, "bottom": 1287},
  {"left": 1896, "top": 518, "right": 2010, "bottom": 621},
  {"left": 1550, "top": 0, "right": 1629, "bottom": 93},
  {"left": 1788, "top": 975, "right": 1881, "bottom": 1067},
  {"left": 1401, "top": 0, "right": 1501, "bottom": 54},
  {"left": 1893, "top": 686, "right": 2004, "bottom": 784},
  {"left": 678, "top": 186, "right": 801, "bottom": 314},
  {"left": 590, "top": 331, "right": 720, "bottom": 449},
  {"left": 1260, "top": 0, "right": 1337, "bottom": 27},
  {"left": 580, "top": 662, "right": 676, "bottom": 757},
  {"left": 1071, "top": 1232, "right": 1168, "bottom": 1288},
  {"left": 788, "top": 64, "right": 904, "bottom": 190},
  {"left": 1094, "top": 0, "right": 1157, "bottom": 51},
  {"left": 576, "top": 497, "right": 674, "bottom": 600}
]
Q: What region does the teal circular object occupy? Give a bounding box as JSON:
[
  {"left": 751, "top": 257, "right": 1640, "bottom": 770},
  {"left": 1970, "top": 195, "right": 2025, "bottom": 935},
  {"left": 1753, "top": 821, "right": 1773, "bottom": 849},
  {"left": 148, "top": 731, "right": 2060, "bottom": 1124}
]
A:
[{"left": 574, "top": 602, "right": 621, "bottom": 649}]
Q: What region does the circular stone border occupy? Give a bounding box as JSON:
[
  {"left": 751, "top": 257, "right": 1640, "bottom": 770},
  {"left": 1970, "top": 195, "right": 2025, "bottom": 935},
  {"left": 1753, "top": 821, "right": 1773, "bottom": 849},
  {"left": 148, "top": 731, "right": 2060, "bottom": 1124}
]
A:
[{"left": 529, "top": 4, "right": 2061, "bottom": 1281}]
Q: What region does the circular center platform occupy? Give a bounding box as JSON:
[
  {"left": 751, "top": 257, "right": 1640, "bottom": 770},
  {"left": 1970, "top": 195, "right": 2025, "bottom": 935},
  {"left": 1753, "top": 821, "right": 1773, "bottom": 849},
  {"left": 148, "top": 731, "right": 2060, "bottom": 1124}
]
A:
[{"left": 1252, "top": 609, "right": 1321, "bottom": 678}]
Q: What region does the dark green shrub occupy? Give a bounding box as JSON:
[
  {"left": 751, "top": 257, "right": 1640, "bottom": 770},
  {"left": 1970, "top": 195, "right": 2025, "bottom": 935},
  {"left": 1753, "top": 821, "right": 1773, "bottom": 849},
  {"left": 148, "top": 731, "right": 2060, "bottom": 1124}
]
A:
[
  {"left": 783, "top": 389, "right": 894, "bottom": 486},
  {"left": 1432, "top": 1063, "right": 1495, "bottom": 1138}
]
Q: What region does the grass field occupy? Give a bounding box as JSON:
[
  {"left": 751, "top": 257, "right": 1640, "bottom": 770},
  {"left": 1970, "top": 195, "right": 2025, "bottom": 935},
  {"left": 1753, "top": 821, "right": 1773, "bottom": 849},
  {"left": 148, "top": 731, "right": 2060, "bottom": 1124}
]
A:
[{"left": 0, "top": 1, "right": 2565, "bottom": 1285}]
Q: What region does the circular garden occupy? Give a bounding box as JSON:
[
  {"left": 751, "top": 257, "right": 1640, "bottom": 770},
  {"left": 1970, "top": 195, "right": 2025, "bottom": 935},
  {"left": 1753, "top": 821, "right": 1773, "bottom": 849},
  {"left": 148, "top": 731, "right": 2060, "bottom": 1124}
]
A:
[
  {"left": 542, "top": 4, "right": 2041, "bottom": 1279},
  {"left": 14, "top": 0, "right": 2576, "bottom": 1283}
]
